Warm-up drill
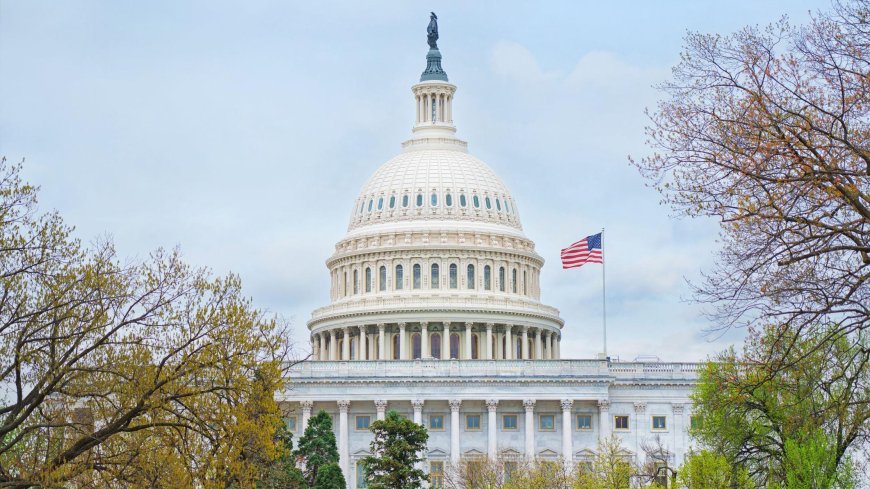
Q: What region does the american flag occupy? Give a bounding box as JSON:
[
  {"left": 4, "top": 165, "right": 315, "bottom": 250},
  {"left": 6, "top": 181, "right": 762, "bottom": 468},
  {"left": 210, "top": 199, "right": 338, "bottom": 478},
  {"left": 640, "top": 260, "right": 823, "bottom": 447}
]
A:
[{"left": 561, "top": 233, "right": 603, "bottom": 269}]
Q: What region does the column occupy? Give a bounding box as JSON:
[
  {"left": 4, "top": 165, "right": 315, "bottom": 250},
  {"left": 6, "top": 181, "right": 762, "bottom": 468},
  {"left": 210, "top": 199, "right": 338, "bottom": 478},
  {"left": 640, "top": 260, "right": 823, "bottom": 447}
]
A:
[
  {"left": 534, "top": 329, "right": 543, "bottom": 360},
  {"left": 378, "top": 323, "right": 386, "bottom": 360},
  {"left": 441, "top": 323, "right": 450, "bottom": 359},
  {"left": 330, "top": 329, "right": 338, "bottom": 360},
  {"left": 522, "top": 327, "right": 529, "bottom": 360},
  {"left": 672, "top": 403, "right": 685, "bottom": 465},
  {"left": 320, "top": 333, "right": 328, "bottom": 360},
  {"left": 449, "top": 399, "right": 462, "bottom": 465},
  {"left": 561, "top": 399, "right": 574, "bottom": 470},
  {"left": 375, "top": 399, "right": 388, "bottom": 421},
  {"left": 421, "top": 322, "right": 429, "bottom": 359},
  {"left": 548, "top": 333, "right": 555, "bottom": 360},
  {"left": 358, "top": 325, "right": 367, "bottom": 361},
  {"left": 634, "top": 402, "right": 647, "bottom": 458},
  {"left": 486, "top": 399, "right": 498, "bottom": 459},
  {"left": 523, "top": 399, "right": 536, "bottom": 459},
  {"left": 598, "top": 400, "right": 611, "bottom": 442},
  {"left": 399, "top": 322, "right": 407, "bottom": 360},
  {"left": 412, "top": 399, "right": 426, "bottom": 475},
  {"left": 312, "top": 336, "right": 319, "bottom": 361},
  {"left": 338, "top": 400, "right": 350, "bottom": 479},
  {"left": 505, "top": 325, "right": 513, "bottom": 360},
  {"left": 301, "top": 400, "right": 313, "bottom": 433},
  {"left": 342, "top": 327, "right": 351, "bottom": 360},
  {"left": 554, "top": 335, "right": 560, "bottom": 359},
  {"left": 485, "top": 323, "right": 494, "bottom": 360},
  {"left": 464, "top": 322, "right": 473, "bottom": 359}
]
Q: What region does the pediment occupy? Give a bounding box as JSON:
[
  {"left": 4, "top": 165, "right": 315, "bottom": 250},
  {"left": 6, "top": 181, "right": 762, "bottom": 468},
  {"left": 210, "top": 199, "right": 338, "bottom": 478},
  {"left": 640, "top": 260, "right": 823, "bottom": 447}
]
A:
[
  {"left": 575, "top": 449, "right": 596, "bottom": 459},
  {"left": 537, "top": 449, "right": 559, "bottom": 459},
  {"left": 428, "top": 448, "right": 448, "bottom": 458},
  {"left": 463, "top": 448, "right": 485, "bottom": 459},
  {"left": 499, "top": 448, "right": 522, "bottom": 459},
  {"left": 352, "top": 449, "right": 372, "bottom": 457}
]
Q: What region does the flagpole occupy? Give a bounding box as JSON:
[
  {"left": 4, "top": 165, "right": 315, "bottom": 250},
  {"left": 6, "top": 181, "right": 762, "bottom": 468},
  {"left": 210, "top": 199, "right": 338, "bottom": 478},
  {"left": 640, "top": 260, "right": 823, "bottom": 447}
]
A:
[{"left": 601, "top": 227, "right": 607, "bottom": 360}]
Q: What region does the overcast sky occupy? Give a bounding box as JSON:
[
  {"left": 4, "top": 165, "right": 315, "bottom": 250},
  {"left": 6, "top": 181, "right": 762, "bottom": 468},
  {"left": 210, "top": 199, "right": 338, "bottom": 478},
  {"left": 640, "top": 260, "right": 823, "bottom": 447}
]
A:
[{"left": 0, "top": 1, "right": 826, "bottom": 362}]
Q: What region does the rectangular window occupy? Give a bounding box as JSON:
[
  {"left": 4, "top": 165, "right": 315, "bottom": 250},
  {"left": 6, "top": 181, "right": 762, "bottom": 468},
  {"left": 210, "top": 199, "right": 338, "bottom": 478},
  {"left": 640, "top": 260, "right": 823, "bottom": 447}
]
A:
[
  {"left": 286, "top": 416, "right": 297, "bottom": 432},
  {"left": 430, "top": 461, "right": 444, "bottom": 488},
  {"left": 614, "top": 415, "right": 629, "bottom": 431},
  {"left": 504, "top": 461, "right": 517, "bottom": 481},
  {"left": 539, "top": 414, "right": 555, "bottom": 431},
  {"left": 466, "top": 414, "right": 481, "bottom": 431},
  {"left": 429, "top": 415, "right": 445, "bottom": 431},
  {"left": 355, "top": 415, "right": 371, "bottom": 431},
  {"left": 502, "top": 414, "right": 518, "bottom": 431},
  {"left": 690, "top": 415, "right": 702, "bottom": 430},
  {"left": 357, "top": 464, "right": 368, "bottom": 488},
  {"left": 652, "top": 415, "right": 667, "bottom": 431},
  {"left": 576, "top": 414, "right": 592, "bottom": 430}
]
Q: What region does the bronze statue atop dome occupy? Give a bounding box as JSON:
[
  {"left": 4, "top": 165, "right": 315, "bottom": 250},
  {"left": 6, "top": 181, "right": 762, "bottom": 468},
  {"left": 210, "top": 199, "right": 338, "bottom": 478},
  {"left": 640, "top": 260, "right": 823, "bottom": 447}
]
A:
[{"left": 427, "top": 12, "right": 439, "bottom": 49}]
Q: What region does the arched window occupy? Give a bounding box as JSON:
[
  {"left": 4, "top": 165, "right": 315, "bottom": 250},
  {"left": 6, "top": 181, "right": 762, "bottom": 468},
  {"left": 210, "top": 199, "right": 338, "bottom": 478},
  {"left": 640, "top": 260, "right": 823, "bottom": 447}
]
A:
[
  {"left": 402, "top": 194, "right": 409, "bottom": 207},
  {"left": 449, "top": 264, "right": 458, "bottom": 289},
  {"left": 459, "top": 194, "right": 467, "bottom": 207},
  {"left": 512, "top": 269, "right": 518, "bottom": 293},
  {"left": 395, "top": 264, "right": 404, "bottom": 290},
  {"left": 416, "top": 194, "right": 423, "bottom": 207},
  {"left": 431, "top": 192, "right": 438, "bottom": 206},
  {"left": 412, "top": 333, "right": 421, "bottom": 359},
  {"left": 516, "top": 337, "right": 522, "bottom": 359},
  {"left": 484, "top": 265, "right": 492, "bottom": 290},
  {"left": 467, "top": 264, "right": 475, "bottom": 289},
  {"left": 365, "top": 267, "right": 372, "bottom": 293},
  {"left": 343, "top": 272, "right": 348, "bottom": 297},
  {"left": 450, "top": 333, "right": 460, "bottom": 359},
  {"left": 353, "top": 270, "right": 359, "bottom": 294},
  {"left": 431, "top": 333, "right": 441, "bottom": 359},
  {"left": 446, "top": 193, "right": 453, "bottom": 207},
  {"left": 471, "top": 334, "right": 479, "bottom": 359},
  {"left": 368, "top": 199, "right": 373, "bottom": 212},
  {"left": 499, "top": 267, "right": 506, "bottom": 292},
  {"left": 379, "top": 266, "right": 387, "bottom": 292},
  {"left": 431, "top": 264, "right": 440, "bottom": 289},
  {"left": 496, "top": 198, "right": 502, "bottom": 211},
  {"left": 523, "top": 270, "right": 528, "bottom": 295},
  {"left": 389, "top": 195, "right": 396, "bottom": 209},
  {"left": 506, "top": 200, "right": 512, "bottom": 214},
  {"left": 413, "top": 264, "right": 422, "bottom": 289},
  {"left": 377, "top": 197, "right": 384, "bottom": 210},
  {"left": 485, "top": 196, "right": 492, "bottom": 209},
  {"left": 472, "top": 195, "right": 480, "bottom": 208},
  {"left": 392, "top": 335, "right": 400, "bottom": 360}
]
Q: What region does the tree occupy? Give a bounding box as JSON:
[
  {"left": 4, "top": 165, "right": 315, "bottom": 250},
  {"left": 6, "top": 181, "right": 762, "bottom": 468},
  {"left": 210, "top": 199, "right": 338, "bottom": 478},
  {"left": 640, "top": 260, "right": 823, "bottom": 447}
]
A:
[
  {"left": 360, "top": 409, "right": 429, "bottom": 489},
  {"left": 573, "top": 436, "right": 636, "bottom": 489},
  {"left": 253, "top": 421, "right": 306, "bottom": 489},
  {"left": 312, "top": 463, "right": 345, "bottom": 489},
  {"left": 675, "top": 450, "right": 753, "bottom": 489},
  {"left": 294, "top": 410, "right": 340, "bottom": 486},
  {"left": 0, "top": 158, "right": 296, "bottom": 488},
  {"left": 631, "top": 0, "right": 870, "bottom": 363}
]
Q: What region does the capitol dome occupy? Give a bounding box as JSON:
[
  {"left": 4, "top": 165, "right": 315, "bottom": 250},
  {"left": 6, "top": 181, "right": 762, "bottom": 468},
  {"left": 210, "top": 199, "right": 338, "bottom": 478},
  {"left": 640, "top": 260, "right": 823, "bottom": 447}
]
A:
[{"left": 308, "top": 31, "right": 563, "bottom": 364}]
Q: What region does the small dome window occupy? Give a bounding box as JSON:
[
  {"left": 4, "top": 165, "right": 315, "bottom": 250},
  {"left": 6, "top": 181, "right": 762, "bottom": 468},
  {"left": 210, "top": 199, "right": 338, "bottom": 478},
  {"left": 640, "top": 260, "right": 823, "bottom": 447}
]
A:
[
  {"left": 505, "top": 200, "right": 512, "bottom": 214},
  {"left": 359, "top": 201, "right": 365, "bottom": 214},
  {"left": 389, "top": 196, "right": 396, "bottom": 209},
  {"left": 416, "top": 193, "right": 423, "bottom": 207},
  {"left": 402, "top": 194, "right": 409, "bottom": 208},
  {"left": 459, "top": 194, "right": 467, "bottom": 207},
  {"left": 472, "top": 195, "right": 480, "bottom": 208},
  {"left": 485, "top": 196, "right": 492, "bottom": 209},
  {"left": 368, "top": 199, "right": 373, "bottom": 212},
  {"left": 496, "top": 198, "right": 502, "bottom": 211},
  {"left": 445, "top": 193, "right": 453, "bottom": 207},
  {"left": 377, "top": 197, "right": 384, "bottom": 210},
  {"left": 431, "top": 192, "right": 438, "bottom": 206}
]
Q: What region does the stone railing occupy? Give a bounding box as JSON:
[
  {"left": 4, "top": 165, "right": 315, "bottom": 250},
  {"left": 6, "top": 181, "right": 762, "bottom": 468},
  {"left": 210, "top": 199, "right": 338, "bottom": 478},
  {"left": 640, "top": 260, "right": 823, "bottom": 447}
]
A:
[{"left": 287, "top": 359, "right": 700, "bottom": 381}]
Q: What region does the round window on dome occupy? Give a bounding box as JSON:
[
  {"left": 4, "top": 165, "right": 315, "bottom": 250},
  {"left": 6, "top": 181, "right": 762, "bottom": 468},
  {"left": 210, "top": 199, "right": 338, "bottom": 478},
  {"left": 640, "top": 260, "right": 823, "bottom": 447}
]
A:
[
  {"left": 445, "top": 193, "right": 453, "bottom": 207},
  {"left": 416, "top": 194, "right": 423, "bottom": 207},
  {"left": 402, "top": 195, "right": 409, "bottom": 208},
  {"left": 377, "top": 197, "right": 384, "bottom": 210},
  {"left": 485, "top": 196, "right": 492, "bottom": 209},
  {"left": 472, "top": 195, "right": 480, "bottom": 208},
  {"left": 496, "top": 198, "right": 502, "bottom": 211},
  {"left": 459, "top": 194, "right": 467, "bottom": 207},
  {"left": 431, "top": 193, "right": 438, "bottom": 206},
  {"left": 389, "top": 196, "right": 396, "bottom": 209}
]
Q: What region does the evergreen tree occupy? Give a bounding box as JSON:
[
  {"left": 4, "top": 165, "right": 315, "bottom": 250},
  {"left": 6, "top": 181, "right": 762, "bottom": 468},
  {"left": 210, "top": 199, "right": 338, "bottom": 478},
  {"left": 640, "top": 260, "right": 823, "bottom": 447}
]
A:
[
  {"left": 294, "top": 410, "right": 340, "bottom": 486},
  {"left": 312, "top": 463, "right": 346, "bottom": 489},
  {"left": 255, "top": 421, "right": 306, "bottom": 489},
  {"left": 361, "top": 410, "right": 429, "bottom": 489}
]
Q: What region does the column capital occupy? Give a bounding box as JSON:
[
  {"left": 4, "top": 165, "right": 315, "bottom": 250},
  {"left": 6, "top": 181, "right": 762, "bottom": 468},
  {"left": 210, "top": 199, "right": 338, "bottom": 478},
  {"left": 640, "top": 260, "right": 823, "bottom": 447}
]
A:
[
  {"left": 300, "top": 400, "right": 314, "bottom": 411},
  {"left": 343, "top": 326, "right": 351, "bottom": 333},
  {"left": 449, "top": 399, "right": 462, "bottom": 412},
  {"left": 633, "top": 402, "right": 647, "bottom": 414},
  {"left": 485, "top": 322, "right": 494, "bottom": 330},
  {"left": 420, "top": 322, "right": 428, "bottom": 328},
  {"left": 522, "top": 325, "right": 529, "bottom": 332},
  {"left": 672, "top": 403, "right": 685, "bottom": 415},
  {"left": 560, "top": 399, "right": 574, "bottom": 411},
  {"left": 464, "top": 321, "right": 473, "bottom": 329},
  {"left": 337, "top": 400, "right": 351, "bottom": 412},
  {"left": 398, "top": 322, "right": 407, "bottom": 330},
  {"left": 485, "top": 399, "right": 499, "bottom": 412},
  {"left": 358, "top": 324, "right": 366, "bottom": 332},
  {"left": 330, "top": 329, "right": 338, "bottom": 337},
  {"left": 377, "top": 323, "right": 386, "bottom": 331},
  {"left": 597, "top": 399, "right": 610, "bottom": 412},
  {"left": 375, "top": 399, "right": 388, "bottom": 411},
  {"left": 523, "top": 399, "right": 536, "bottom": 412},
  {"left": 412, "top": 399, "right": 425, "bottom": 410}
]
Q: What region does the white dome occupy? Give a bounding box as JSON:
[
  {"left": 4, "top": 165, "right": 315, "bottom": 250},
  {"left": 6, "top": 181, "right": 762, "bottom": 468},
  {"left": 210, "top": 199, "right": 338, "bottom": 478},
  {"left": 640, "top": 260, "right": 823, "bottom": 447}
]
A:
[{"left": 348, "top": 148, "right": 522, "bottom": 233}]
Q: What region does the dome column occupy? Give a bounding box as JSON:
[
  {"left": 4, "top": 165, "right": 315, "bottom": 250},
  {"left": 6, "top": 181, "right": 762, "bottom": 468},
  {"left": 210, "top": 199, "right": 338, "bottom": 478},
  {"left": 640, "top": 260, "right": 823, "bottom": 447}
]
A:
[
  {"left": 535, "top": 329, "right": 543, "bottom": 360},
  {"left": 421, "top": 322, "right": 429, "bottom": 359},
  {"left": 311, "top": 335, "right": 319, "bottom": 361},
  {"left": 342, "top": 327, "right": 351, "bottom": 360},
  {"left": 547, "top": 332, "right": 555, "bottom": 360},
  {"left": 485, "top": 323, "right": 494, "bottom": 360},
  {"left": 441, "top": 323, "right": 450, "bottom": 359},
  {"left": 378, "top": 323, "right": 386, "bottom": 360},
  {"left": 358, "top": 325, "right": 367, "bottom": 361},
  {"left": 330, "top": 329, "right": 338, "bottom": 361},
  {"left": 464, "top": 322, "right": 472, "bottom": 359},
  {"left": 505, "top": 325, "right": 513, "bottom": 360},
  {"left": 399, "top": 322, "right": 407, "bottom": 360},
  {"left": 522, "top": 327, "right": 530, "bottom": 360}
]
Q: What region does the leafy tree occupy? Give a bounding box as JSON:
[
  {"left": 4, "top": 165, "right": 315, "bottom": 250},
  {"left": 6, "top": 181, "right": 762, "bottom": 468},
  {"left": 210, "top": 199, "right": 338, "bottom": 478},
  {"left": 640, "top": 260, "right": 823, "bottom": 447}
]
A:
[
  {"left": 573, "top": 436, "right": 636, "bottom": 489},
  {"left": 0, "top": 157, "right": 295, "bottom": 488},
  {"left": 312, "top": 462, "right": 346, "bottom": 489},
  {"left": 254, "top": 421, "right": 305, "bottom": 489},
  {"left": 675, "top": 450, "right": 753, "bottom": 489},
  {"left": 361, "top": 410, "right": 429, "bottom": 489},
  {"left": 294, "top": 410, "right": 340, "bottom": 486}
]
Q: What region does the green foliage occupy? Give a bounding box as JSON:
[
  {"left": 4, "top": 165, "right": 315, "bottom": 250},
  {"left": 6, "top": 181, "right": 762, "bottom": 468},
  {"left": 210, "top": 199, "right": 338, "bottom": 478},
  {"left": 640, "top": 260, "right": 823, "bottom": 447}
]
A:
[
  {"left": 294, "top": 410, "right": 340, "bottom": 486},
  {"left": 361, "top": 410, "right": 429, "bottom": 489},
  {"left": 781, "top": 429, "right": 857, "bottom": 489},
  {"left": 676, "top": 450, "right": 752, "bottom": 489},
  {"left": 312, "top": 463, "right": 346, "bottom": 489},
  {"left": 255, "top": 422, "right": 305, "bottom": 489},
  {"left": 573, "top": 436, "right": 635, "bottom": 489}
]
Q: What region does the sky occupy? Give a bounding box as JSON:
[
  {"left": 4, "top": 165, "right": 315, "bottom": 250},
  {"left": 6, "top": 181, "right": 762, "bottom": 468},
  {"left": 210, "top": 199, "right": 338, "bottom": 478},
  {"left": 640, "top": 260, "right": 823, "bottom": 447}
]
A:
[{"left": 0, "top": 0, "right": 827, "bottom": 362}]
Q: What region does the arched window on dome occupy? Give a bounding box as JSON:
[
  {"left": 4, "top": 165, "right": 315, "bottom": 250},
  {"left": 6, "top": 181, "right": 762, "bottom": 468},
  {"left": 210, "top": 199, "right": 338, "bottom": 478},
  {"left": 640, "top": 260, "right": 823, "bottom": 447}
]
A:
[
  {"left": 395, "top": 264, "right": 404, "bottom": 290},
  {"left": 344, "top": 272, "right": 348, "bottom": 297},
  {"left": 445, "top": 193, "right": 453, "bottom": 207},
  {"left": 353, "top": 270, "right": 359, "bottom": 294},
  {"left": 523, "top": 270, "right": 528, "bottom": 295},
  {"left": 515, "top": 337, "right": 522, "bottom": 359},
  {"left": 392, "top": 334, "right": 400, "bottom": 360},
  {"left": 472, "top": 195, "right": 480, "bottom": 208},
  {"left": 368, "top": 199, "right": 373, "bottom": 212},
  {"left": 402, "top": 194, "right": 409, "bottom": 208},
  {"left": 412, "top": 333, "right": 421, "bottom": 359},
  {"left": 416, "top": 194, "right": 423, "bottom": 207},
  {"left": 377, "top": 197, "right": 384, "bottom": 210},
  {"left": 431, "top": 192, "right": 438, "bottom": 206},
  {"left": 459, "top": 194, "right": 467, "bottom": 208},
  {"left": 484, "top": 265, "right": 492, "bottom": 290},
  {"left": 389, "top": 195, "right": 396, "bottom": 209},
  {"left": 496, "top": 198, "right": 502, "bottom": 211},
  {"left": 449, "top": 264, "right": 458, "bottom": 289},
  {"left": 431, "top": 333, "right": 441, "bottom": 359},
  {"left": 471, "top": 334, "right": 479, "bottom": 359},
  {"left": 505, "top": 200, "right": 512, "bottom": 214},
  {"left": 365, "top": 267, "right": 372, "bottom": 293},
  {"left": 359, "top": 201, "right": 365, "bottom": 214},
  {"left": 467, "top": 265, "right": 475, "bottom": 289},
  {"left": 450, "top": 333, "right": 460, "bottom": 359},
  {"left": 413, "top": 264, "right": 422, "bottom": 289},
  {"left": 379, "top": 266, "right": 387, "bottom": 292},
  {"left": 499, "top": 267, "right": 506, "bottom": 292},
  {"left": 485, "top": 196, "right": 492, "bottom": 209},
  {"left": 512, "top": 269, "right": 518, "bottom": 293},
  {"left": 431, "top": 264, "right": 440, "bottom": 289}
]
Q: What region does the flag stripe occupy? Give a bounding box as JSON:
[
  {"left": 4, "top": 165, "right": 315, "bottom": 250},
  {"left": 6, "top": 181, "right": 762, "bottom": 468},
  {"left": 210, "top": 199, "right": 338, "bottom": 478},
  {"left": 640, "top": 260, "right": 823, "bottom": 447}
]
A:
[{"left": 560, "top": 233, "right": 603, "bottom": 269}]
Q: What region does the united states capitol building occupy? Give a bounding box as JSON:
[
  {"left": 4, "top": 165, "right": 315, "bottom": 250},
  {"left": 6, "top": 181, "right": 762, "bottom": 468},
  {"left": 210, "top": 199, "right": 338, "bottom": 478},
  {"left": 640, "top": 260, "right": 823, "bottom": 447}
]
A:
[{"left": 280, "top": 17, "right": 700, "bottom": 488}]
